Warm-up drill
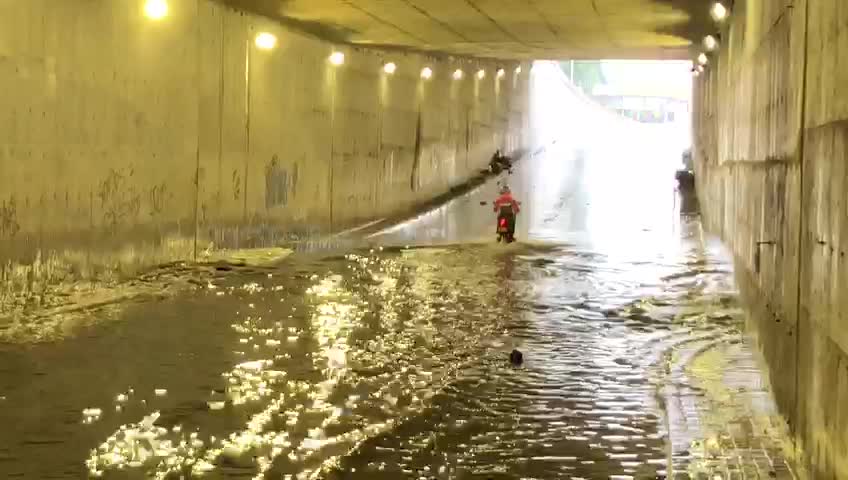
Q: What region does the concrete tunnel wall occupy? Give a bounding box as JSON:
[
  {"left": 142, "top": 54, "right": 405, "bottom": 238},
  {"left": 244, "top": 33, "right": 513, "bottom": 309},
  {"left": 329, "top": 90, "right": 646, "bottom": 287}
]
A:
[
  {"left": 0, "top": 0, "right": 531, "bottom": 310},
  {"left": 693, "top": 0, "right": 848, "bottom": 476}
]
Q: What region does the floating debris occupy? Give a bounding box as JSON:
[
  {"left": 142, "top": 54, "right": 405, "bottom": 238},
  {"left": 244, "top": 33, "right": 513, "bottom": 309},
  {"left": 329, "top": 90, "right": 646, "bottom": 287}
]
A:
[
  {"left": 509, "top": 349, "right": 524, "bottom": 365},
  {"left": 83, "top": 408, "right": 103, "bottom": 424}
]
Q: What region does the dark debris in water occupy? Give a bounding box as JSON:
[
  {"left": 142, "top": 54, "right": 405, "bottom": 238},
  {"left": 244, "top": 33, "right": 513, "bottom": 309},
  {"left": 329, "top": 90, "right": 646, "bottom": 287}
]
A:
[{"left": 509, "top": 349, "right": 523, "bottom": 365}]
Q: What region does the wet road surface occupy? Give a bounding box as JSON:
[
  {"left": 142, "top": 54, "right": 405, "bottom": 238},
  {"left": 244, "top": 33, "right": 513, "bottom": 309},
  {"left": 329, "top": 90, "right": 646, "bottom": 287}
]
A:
[{"left": 0, "top": 125, "right": 798, "bottom": 478}]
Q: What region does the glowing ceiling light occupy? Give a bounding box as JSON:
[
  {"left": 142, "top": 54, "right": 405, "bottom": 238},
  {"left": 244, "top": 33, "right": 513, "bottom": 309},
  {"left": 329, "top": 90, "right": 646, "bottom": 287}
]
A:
[
  {"left": 254, "top": 32, "right": 277, "bottom": 50},
  {"left": 697, "top": 53, "right": 709, "bottom": 65},
  {"left": 329, "top": 51, "right": 345, "bottom": 66},
  {"left": 453, "top": 69, "right": 463, "bottom": 80},
  {"left": 703, "top": 35, "right": 718, "bottom": 51},
  {"left": 711, "top": 2, "right": 728, "bottom": 21},
  {"left": 383, "top": 62, "right": 397, "bottom": 74},
  {"left": 477, "top": 69, "right": 485, "bottom": 79},
  {"left": 143, "top": 0, "right": 168, "bottom": 20},
  {"left": 497, "top": 68, "right": 505, "bottom": 78},
  {"left": 515, "top": 66, "right": 522, "bottom": 74},
  {"left": 421, "top": 67, "right": 433, "bottom": 79}
]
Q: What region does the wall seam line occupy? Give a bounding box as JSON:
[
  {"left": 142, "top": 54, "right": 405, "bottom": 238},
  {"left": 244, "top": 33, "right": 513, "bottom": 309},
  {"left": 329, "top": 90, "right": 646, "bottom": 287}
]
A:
[{"left": 792, "top": 0, "right": 810, "bottom": 463}]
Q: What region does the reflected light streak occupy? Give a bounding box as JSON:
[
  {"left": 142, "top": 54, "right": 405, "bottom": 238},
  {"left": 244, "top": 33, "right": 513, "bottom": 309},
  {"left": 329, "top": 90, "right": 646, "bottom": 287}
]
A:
[{"left": 87, "top": 275, "right": 357, "bottom": 478}]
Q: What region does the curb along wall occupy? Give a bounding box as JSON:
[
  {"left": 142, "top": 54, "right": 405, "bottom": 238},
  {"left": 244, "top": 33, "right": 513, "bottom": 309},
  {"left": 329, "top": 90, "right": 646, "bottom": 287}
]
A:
[{"left": 693, "top": 0, "right": 848, "bottom": 476}]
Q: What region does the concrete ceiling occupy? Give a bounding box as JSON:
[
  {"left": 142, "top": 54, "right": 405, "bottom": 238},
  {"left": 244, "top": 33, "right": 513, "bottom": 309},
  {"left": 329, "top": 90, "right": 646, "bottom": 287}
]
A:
[{"left": 222, "top": 0, "right": 716, "bottom": 60}]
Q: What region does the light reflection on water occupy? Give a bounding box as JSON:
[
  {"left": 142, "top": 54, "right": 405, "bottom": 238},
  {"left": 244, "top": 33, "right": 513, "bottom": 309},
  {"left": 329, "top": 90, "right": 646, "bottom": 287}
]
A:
[{"left": 69, "top": 222, "right": 788, "bottom": 479}]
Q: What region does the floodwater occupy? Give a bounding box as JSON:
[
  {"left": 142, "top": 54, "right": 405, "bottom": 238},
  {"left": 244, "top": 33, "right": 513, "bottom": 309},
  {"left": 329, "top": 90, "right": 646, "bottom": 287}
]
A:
[{"left": 0, "top": 128, "right": 796, "bottom": 477}]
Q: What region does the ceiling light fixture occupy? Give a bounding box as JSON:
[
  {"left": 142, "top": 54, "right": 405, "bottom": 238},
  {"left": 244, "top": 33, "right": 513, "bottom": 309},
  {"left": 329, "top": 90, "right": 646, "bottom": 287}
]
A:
[
  {"left": 711, "top": 2, "right": 728, "bottom": 21},
  {"left": 254, "top": 32, "right": 277, "bottom": 50},
  {"left": 143, "top": 0, "right": 168, "bottom": 20},
  {"left": 329, "top": 51, "right": 345, "bottom": 66}
]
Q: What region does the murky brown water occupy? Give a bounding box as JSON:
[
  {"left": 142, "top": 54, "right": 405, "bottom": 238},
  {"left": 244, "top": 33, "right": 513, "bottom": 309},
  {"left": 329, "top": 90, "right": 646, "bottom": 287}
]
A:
[{"left": 0, "top": 136, "right": 796, "bottom": 479}]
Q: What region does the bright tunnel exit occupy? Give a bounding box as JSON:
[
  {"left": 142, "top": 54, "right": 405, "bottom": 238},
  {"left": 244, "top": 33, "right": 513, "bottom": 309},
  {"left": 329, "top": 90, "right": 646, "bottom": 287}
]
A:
[
  {"left": 522, "top": 59, "right": 695, "bottom": 253},
  {"left": 371, "top": 58, "right": 695, "bottom": 252}
]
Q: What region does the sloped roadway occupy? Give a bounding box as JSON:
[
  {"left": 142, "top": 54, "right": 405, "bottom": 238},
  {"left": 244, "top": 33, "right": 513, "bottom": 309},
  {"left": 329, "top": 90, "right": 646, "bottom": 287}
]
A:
[{"left": 0, "top": 96, "right": 799, "bottom": 480}]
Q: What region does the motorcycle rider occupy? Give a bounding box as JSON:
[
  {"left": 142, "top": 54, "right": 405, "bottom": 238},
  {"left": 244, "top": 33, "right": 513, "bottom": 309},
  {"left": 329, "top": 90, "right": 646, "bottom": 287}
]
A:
[
  {"left": 489, "top": 150, "right": 504, "bottom": 174},
  {"left": 493, "top": 184, "right": 520, "bottom": 240}
]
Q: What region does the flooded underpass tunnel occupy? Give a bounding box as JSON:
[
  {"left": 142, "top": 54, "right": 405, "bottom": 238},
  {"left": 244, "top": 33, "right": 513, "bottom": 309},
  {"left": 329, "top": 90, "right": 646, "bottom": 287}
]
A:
[
  {"left": 2, "top": 1, "right": 848, "bottom": 479},
  {"left": 0, "top": 159, "right": 798, "bottom": 479}
]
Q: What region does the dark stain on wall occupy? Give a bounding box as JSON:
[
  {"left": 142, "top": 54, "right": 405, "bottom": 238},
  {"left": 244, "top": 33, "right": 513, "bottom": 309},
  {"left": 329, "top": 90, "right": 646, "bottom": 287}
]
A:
[
  {"left": 200, "top": 202, "right": 209, "bottom": 225},
  {"left": 411, "top": 111, "right": 422, "bottom": 191},
  {"left": 291, "top": 163, "right": 299, "bottom": 199}
]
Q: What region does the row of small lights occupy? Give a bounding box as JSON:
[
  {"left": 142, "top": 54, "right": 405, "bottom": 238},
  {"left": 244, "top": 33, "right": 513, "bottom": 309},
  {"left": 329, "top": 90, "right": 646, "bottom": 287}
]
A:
[
  {"left": 144, "top": 0, "right": 522, "bottom": 81},
  {"left": 693, "top": 2, "right": 729, "bottom": 77},
  {"left": 378, "top": 61, "right": 520, "bottom": 81}
]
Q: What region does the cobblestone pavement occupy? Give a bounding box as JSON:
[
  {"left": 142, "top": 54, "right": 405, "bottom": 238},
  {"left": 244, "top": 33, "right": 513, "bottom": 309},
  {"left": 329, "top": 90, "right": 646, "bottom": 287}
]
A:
[{"left": 663, "top": 332, "right": 799, "bottom": 479}]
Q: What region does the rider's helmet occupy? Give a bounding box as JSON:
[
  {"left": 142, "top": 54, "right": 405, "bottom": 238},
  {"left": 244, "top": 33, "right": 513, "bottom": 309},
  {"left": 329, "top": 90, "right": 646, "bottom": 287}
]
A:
[{"left": 500, "top": 184, "right": 511, "bottom": 194}]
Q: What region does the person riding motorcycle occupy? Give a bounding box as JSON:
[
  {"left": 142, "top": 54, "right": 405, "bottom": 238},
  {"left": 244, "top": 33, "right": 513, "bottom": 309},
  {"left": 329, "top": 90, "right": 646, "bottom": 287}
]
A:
[
  {"left": 493, "top": 184, "right": 520, "bottom": 241},
  {"left": 489, "top": 150, "right": 504, "bottom": 174},
  {"left": 489, "top": 150, "right": 513, "bottom": 174}
]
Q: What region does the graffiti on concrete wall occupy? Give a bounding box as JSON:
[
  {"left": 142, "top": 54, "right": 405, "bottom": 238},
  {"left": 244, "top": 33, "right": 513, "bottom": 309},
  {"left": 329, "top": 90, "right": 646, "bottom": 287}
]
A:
[
  {"left": 265, "top": 154, "right": 297, "bottom": 209},
  {"left": 97, "top": 167, "right": 141, "bottom": 230},
  {"left": 232, "top": 169, "right": 241, "bottom": 201},
  {"left": 150, "top": 183, "right": 167, "bottom": 217},
  {"left": 0, "top": 196, "right": 20, "bottom": 239}
]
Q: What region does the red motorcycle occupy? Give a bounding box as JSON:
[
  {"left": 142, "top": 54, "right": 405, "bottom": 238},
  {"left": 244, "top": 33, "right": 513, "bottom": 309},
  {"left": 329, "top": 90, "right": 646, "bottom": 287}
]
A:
[{"left": 496, "top": 211, "right": 516, "bottom": 243}]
